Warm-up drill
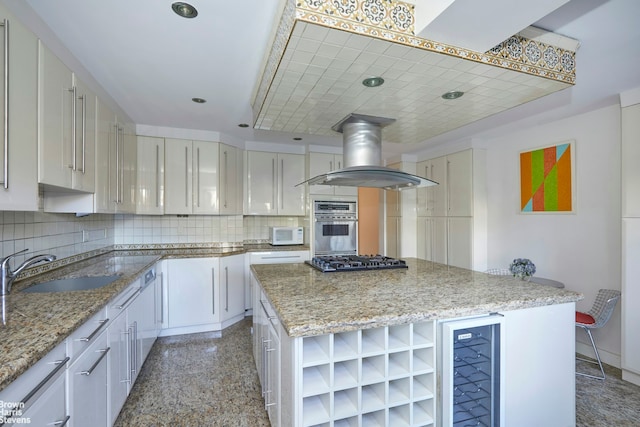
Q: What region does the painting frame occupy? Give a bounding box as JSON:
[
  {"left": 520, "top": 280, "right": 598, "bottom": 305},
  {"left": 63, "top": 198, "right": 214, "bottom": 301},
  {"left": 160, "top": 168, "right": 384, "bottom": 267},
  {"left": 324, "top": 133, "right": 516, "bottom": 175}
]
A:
[{"left": 519, "top": 140, "right": 576, "bottom": 214}]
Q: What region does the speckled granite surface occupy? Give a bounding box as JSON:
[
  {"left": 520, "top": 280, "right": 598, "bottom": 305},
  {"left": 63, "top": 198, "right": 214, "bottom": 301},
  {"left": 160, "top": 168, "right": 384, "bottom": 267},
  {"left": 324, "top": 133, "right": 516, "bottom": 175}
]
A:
[
  {"left": 0, "top": 244, "right": 308, "bottom": 393},
  {"left": 251, "top": 258, "right": 583, "bottom": 337}
]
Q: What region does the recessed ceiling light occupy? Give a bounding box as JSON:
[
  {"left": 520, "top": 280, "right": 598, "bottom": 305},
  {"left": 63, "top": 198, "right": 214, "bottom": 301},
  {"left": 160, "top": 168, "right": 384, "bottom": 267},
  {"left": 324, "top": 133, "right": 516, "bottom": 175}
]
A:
[
  {"left": 172, "top": 2, "right": 198, "bottom": 18},
  {"left": 192, "top": 97, "right": 206, "bottom": 103},
  {"left": 362, "top": 77, "right": 384, "bottom": 88},
  {"left": 238, "top": 123, "right": 249, "bottom": 128},
  {"left": 442, "top": 90, "right": 464, "bottom": 100},
  {"left": 293, "top": 137, "right": 302, "bottom": 141}
]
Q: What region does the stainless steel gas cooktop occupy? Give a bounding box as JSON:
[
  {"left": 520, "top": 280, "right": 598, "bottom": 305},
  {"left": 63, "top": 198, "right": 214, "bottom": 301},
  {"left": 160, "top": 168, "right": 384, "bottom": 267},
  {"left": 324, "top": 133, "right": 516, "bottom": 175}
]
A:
[{"left": 306, "top": 255, "right": 408, "bottom": 273}]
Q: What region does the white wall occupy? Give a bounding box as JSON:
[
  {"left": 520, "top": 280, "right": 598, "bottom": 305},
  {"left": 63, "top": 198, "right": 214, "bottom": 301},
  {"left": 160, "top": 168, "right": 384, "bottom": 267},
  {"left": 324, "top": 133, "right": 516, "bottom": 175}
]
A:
[{"left": 483, "top": 104, "right": 622, "bottom": 365}]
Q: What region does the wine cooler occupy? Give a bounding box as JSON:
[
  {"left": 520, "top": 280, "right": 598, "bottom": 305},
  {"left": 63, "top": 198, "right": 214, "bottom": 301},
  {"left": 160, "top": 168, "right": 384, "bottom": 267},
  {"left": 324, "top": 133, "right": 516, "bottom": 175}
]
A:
[{"left": 439, "top": 314, "right": 505, "bottom": 427}]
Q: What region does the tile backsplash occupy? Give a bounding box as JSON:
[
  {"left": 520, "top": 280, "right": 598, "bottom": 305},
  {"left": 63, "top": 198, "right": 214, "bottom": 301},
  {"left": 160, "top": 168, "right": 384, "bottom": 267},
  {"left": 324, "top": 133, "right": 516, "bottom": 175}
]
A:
[
  {"left": 0, "top": 211, "right": 307, "bottom": 268},
  {"left": 0, "top": 211, "right": 114, "bottom": 267}
]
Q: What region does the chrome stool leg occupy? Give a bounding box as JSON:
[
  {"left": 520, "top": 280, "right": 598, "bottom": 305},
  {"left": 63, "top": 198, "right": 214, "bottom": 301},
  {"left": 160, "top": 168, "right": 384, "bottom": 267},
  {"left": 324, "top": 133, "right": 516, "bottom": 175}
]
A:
[{"left": 576, "top": 326, "right": 605, "bottom": 380}]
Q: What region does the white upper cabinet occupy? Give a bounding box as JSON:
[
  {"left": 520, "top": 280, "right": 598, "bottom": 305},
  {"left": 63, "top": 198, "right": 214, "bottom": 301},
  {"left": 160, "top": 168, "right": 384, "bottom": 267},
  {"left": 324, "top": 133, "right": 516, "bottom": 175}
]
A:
[
  {"left": 164, "top": 138, "right": 192, "bottom": 214},
  {"left": 164, "top": 138, "right": 240, "bottom": 215},
  {"left": 622, "top": 103, "right": 640, "bottom": 217},
  {"left": 0, "top": 5, "right": 39, "bottom": 211},
  {"left": 219, "top": 143, "right": 242, "bottom": 215},
  {"left": 192, "top": 140, "right": 219, "bottom": 214},
  {"left": 136, "top": 136, "right": 164, "bottom": 215},
  {"left": 38, "top": 43, "right": 96, "bottom": 192},
  {"left": 417, "top": 150, "right": 472, "bottom": 217},
  {"left": 307, "top": 152, "right": 357, "bottom": 196},
  {"left": 245, "top": 151, "right": 305, "bottom": 216},
  {"left": 119, "top": 121, "right": 137, "bottom": 213},
  {"left": 94, "top": 97, "right": 117, "bottom": 213}
]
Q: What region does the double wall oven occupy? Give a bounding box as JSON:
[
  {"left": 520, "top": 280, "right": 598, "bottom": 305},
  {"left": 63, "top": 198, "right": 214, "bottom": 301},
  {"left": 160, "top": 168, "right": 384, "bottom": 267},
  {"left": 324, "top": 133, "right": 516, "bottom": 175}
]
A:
[{"left": 313, "top": 200, "right": 357, "bottom": 255}]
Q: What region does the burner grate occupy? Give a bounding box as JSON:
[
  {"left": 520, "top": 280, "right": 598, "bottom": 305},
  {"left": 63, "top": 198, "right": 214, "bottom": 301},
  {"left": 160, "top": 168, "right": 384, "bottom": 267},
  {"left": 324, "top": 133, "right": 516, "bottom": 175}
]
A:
[{"left": 306, "top": 255, "right": 408, "bottom": 272}]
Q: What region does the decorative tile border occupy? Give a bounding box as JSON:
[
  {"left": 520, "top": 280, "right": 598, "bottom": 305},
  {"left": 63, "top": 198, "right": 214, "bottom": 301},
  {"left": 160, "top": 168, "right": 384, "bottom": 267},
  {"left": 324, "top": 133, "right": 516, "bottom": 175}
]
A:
[
  {"left": 113, "top": 242, "right": 245, "bottom": 251},
  {"left": 252, "top": 0, "right": 577, "bottom": 121}
]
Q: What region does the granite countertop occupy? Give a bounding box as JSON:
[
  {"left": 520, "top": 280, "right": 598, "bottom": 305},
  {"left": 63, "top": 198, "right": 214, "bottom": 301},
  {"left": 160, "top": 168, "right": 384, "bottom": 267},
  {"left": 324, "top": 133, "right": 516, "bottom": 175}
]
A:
[
  {"left": 251, "top": 258, "right": 583, "bottom": 338},
  {"left": 0, "top": 244, "right": 309, "bottom": 393}
]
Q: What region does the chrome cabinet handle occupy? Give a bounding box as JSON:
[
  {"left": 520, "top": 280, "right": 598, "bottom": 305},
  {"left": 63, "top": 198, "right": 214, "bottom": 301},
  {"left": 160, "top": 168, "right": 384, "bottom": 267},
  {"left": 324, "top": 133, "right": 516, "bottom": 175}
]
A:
[
  {"left": 132, "top": 321, "right": 138, "bottom": 376},
  {"left": 69, "top": 86, "right": 76, "bottom": 170},
  {"left": 115, "top": 289, "right": 140, "bottom": 309},
  {"left": 259, "top": 300, "right": 276, "bottom": 321},
  {"left": 121, "top": 329, "right": 131, "bottom": 383},
  {"left": 1, "top": 19, "right": 8, "bottom": 189},
  {"left": 79, "top": 347, "right": 110, "bottom": 376},
  {"left": 160, "top": 272, "right": 164, "bottom": 324},
  {"left": 271, "top": 158, "right": 276, "bottom": 211},
  {"left": 128, "top": 324, "right": 135, "bottom": 378},
  {"left": 196, "top": 147, "right": 200, "bottom": 207},
  {"left": 280, "top": 158, "right": 284, "bottom": 210},
  {"left": 80, "top": 93, "right": 86, "bottom": 173},
  {"left": 211, "top": 267, "right": 215, "bottom": 315},
  {"left": 155, "top": 144, "right": 160, "bottom": 207},
  {"left": 119, "top": 126, "right": 124, "bottom": 203},
  {"left": 447, "top": 160, "right": 451, "bottom": 212},
  {"left": 79, "top": 318, "right": 109, "bottom": 342},
  {"left": 114, "top": 124, "right": 119, "bottom": 203},
  {"left": 21, "top": 356, "right": 70, "bottom": 406},
  {"left": 184, "top": 146, "right": 188, "bottom": 207},
  {"left": 223, "top": 150, "right": 228, "bottom": 209},
  {"left": 53, "top": 415, "right": 71, "bottom": 426},
  {"left": 225, "top": 266, "right": 229, "bottom": 312}
]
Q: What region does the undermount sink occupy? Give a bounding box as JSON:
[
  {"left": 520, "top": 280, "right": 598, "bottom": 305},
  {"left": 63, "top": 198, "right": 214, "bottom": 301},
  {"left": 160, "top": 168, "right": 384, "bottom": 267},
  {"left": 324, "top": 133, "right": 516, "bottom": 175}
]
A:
[{"left": 22, "top": 275, "right": 121, "bottom": 293}]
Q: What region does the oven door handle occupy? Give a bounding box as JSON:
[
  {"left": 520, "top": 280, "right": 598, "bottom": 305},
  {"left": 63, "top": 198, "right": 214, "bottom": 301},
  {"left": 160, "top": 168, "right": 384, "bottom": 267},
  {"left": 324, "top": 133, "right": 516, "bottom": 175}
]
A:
[{"left": 314, "top": 219, "right": 358, "bottom": 223}]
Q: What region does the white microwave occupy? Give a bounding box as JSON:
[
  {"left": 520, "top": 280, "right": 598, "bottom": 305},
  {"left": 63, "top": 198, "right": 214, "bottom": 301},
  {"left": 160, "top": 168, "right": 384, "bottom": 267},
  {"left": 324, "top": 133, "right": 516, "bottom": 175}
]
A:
[{"left": 269, "top": 226, "right": 304, "bottom": 245}]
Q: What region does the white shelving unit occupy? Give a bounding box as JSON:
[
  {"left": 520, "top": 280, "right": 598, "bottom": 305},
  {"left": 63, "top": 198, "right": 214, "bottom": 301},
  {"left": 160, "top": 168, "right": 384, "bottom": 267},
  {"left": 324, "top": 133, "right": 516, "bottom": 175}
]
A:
[{"left": 295, "top": 322, "right": 436, "bottom": 427}]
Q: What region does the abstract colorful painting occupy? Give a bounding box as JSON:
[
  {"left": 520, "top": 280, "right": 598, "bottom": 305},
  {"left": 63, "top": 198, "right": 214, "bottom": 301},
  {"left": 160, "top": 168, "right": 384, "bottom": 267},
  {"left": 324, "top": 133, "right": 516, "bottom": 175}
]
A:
[{"left": 520, "top": 141, "right": 574, "bottom": 212}]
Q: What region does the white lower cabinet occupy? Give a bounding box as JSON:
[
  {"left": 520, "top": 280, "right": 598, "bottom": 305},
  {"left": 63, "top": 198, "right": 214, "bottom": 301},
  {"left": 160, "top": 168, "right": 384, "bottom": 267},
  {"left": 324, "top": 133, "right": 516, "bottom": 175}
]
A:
[
  {"left": 220, "top": 254, "right": 245, "bottom": 327},
  {"left": 108, "top": 305, "right": 130, "bottom": 425},
  {"left": 163, "top": 257, "right": 220, "bottom": 336},
  {"left": 68, "top": 329, "right": 109, "bottom": 427},
  {"left": 0, "top": 342, "right": 69, "bottom": 426}
]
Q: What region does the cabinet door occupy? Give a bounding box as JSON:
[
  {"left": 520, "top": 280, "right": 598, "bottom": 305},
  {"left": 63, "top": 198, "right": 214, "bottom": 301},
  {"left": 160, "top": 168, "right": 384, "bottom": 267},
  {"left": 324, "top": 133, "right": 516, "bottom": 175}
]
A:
[
  {"left": 116, "top": 122, "right": 136, "bottom": 213},
  {"left": 428, "top": 156, "right": 447, "bottom": 216},
  {"left": 71, "top": 75, "right": 96, "bottom": 192},
  {"left": 21, "top": 373, "right": 68, "bottom": 427},
  {"left": 136, "top": 136, "right": 164, "bottom": 214},
  {"left": 308, "top": 152, "right": 334, "bottom": 195},
  {"left": 220, "top": 254, "right": 245, "bottom": 323},
  {"left": 219, "top": 143, "right": 241, "bottom": 214},
  {"left": 278, "top": 153, "right": 305, "bottom": 215},
  {"left": 38, "top": 42, "right": 74, "bottom": 188},
  {"left": 448, "top": 217, "right": 472, "bottom": 269},
  {"left": 166, "top": 258, "right": 220, "bottom": 328},
  {"left": 622, "top": 104, "right": 640, "bottom": 217},
  {"left": 245, "top": 151, "right": 277, "bottom": 215},
  {"left": 192, "top": 140, "right": 219, "bottom": 214},
  {"left": 165, "top": 138, "right": 193, "bottom": 214},
  {"left": 107, "top": 311, "right": 129, "bottom": 425},
  {"left": 94, "top": 98, "right": 116, "bottom": 213},
  {"left": 68, "top": 331, "right": 109, "bottom": 427},
  {"left": 0, "top": 5, "right": 39, "bottom": 210},
  {"left": 129, "top": 281, "right": 156, "bottom": 371},
  {"left": 447, "top": 150, "right": 472, "bottom": 216}
]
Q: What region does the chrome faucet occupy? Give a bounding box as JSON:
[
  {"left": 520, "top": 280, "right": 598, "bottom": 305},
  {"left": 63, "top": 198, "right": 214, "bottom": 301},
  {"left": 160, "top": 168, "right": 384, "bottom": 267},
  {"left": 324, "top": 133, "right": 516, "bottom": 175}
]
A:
[{"left": 1, "top": 249, "right": 57, "bottom": 295}]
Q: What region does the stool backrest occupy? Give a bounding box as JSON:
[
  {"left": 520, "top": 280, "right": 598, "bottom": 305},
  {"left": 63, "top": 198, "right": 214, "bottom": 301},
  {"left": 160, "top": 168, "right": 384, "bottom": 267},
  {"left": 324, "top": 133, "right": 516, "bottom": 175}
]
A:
[{"left": 587, "top": 289, "right": 621, "bottom": 329}]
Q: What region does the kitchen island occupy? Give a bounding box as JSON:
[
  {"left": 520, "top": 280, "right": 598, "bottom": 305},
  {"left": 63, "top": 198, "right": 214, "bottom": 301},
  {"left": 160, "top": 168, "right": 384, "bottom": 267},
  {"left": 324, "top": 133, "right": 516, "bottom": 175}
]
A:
[{"left": 250, "top": 258, "right": 582, "bottom": 427}]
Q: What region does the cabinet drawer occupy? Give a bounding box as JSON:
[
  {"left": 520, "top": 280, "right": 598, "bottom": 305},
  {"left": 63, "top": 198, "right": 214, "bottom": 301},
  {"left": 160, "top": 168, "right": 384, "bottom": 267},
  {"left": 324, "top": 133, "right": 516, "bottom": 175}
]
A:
[
  {"left": 67, "top": 306, "right": 109, "bottom": 364},
  {"left": 107, "top": 280, "right": 141, "bottom": 318},
  {"left": 0, "top": 341, "right": 68, "bottom": 413}
]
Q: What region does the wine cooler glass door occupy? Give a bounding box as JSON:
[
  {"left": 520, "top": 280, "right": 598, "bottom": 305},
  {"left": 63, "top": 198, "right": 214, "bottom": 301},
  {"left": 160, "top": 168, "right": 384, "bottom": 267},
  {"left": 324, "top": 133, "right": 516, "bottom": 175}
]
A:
[{"left": 440, "top": 314, "right": 505, "bottom": 427}]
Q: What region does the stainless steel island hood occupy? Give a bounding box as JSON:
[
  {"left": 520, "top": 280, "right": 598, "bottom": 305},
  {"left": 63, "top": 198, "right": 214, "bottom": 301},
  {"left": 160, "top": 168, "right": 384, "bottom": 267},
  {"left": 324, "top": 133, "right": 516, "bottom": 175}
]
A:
[{"left": 299, "top": 114, "right": 438, "bottom": 190}]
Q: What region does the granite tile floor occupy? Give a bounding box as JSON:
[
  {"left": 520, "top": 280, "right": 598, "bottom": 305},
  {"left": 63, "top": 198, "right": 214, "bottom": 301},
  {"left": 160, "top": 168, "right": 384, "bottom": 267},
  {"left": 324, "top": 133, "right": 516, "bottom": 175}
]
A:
[{"left": 115, "top": 317, "right": 640, "bottom": 426}]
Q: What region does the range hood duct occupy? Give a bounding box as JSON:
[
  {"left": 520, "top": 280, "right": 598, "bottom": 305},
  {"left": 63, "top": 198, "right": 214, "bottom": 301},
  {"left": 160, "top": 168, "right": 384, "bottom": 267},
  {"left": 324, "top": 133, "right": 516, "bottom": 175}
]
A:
[{"left": 299, "top": 114, "right": 439, "bottom": 190}]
